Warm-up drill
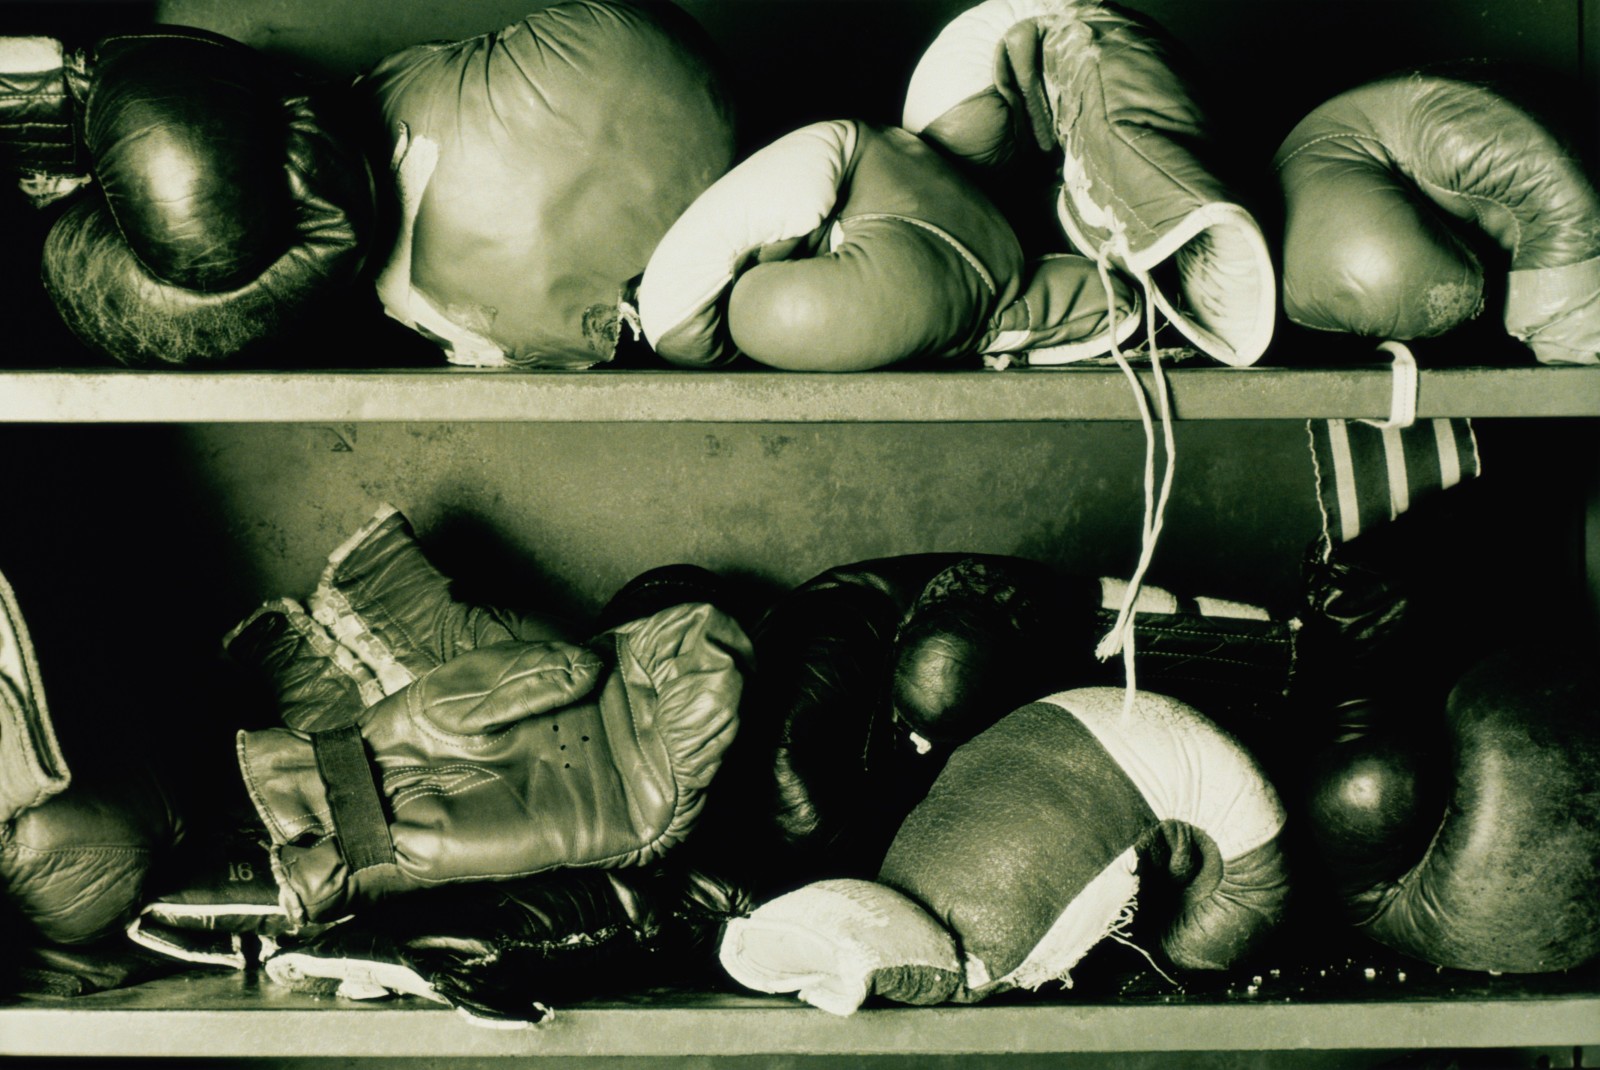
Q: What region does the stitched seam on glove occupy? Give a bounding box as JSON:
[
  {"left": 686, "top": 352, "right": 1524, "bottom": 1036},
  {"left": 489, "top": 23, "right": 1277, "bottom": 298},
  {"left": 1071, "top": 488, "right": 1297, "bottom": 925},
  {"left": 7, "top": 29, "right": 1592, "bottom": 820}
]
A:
[
  {"left": 388, "top": 764, "right": 501, "bottom": 810},
  {"left": 1414, "top": 172, "right": 1525, "bottom": 262},
  {"left": 1272, "top": 131, "right": 1390, "bottom": 172},
  {"left": 596, "top": 645, "right": 678, "bottom": 866},
  {"left": 845, "top": 212, "right": 998, "bottom": 297}
]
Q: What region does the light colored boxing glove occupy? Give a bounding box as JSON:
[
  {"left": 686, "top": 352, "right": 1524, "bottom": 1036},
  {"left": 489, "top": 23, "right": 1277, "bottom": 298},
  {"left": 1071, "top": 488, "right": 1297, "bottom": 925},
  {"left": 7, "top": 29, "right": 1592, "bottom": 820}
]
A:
[
  {"left": 903, "top": 0, "right": 1276, "bottom": 367},
  {"left": 638, "top": 118, "right": 1136, "bottom": 371},
  {"left": 362, "top": 0, "right": 735, "bottom": 368},
  {"left": 1274, "top": 74, "right": 1600, "bottom": 364},
  {"left": 237, "top": 602, "right": 750, "bottom": 925},
  {"left": 717, "top": 878, "right": 962, "bottom": 1016},
  {"left": 879, "top": 686, "right": 1288, "bottom": 999}
]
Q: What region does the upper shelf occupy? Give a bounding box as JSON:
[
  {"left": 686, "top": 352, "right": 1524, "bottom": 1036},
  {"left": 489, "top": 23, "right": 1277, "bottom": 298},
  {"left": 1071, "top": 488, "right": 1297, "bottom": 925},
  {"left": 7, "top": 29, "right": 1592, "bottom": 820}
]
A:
[{"left": 1, "top": 364, "right": 1597, "bottom": 423}]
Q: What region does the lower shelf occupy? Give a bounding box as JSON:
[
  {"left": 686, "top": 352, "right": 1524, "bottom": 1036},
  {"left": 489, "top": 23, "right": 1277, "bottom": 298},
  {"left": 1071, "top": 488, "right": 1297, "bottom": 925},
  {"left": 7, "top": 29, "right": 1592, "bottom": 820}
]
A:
[{"left": 3, "top": 965, "right": 1597, "bottom": 1058}]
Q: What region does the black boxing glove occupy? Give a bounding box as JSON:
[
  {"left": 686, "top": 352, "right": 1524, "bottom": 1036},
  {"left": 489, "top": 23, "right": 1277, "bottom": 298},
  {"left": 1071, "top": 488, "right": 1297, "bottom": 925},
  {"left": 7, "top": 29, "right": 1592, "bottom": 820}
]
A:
[
  {"left": 0, "top": 27, "right": 374, "bottom": 365},
  {"left": 263, "top": 863, "right": 751, "bottom": 1026},
  {"left": 743, "top": 554, "right": 1101, "bottom": 888},
  {"left": 1304, "top": 643, "right": 1600, "bottom": 972}
]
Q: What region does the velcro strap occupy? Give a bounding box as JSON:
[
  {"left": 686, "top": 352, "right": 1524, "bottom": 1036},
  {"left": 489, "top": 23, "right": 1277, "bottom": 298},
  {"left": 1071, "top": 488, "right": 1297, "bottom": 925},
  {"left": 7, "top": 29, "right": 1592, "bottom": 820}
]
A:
[{"left": 310, "top": 724, "right": 395, "bottom": 873}]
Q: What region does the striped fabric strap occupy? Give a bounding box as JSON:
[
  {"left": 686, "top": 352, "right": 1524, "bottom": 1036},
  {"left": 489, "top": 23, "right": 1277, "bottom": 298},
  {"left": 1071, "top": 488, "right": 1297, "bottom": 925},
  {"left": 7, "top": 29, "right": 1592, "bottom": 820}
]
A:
[{"left": 1308, "top": 416, "right": 1481, "bottom": 546}]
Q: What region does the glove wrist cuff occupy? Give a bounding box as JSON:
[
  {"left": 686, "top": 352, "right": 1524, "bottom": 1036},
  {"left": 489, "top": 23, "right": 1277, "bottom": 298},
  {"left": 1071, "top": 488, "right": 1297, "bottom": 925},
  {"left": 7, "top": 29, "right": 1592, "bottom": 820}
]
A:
[{"left": 0, "top": 37, "right": 87, "bottom": 203}]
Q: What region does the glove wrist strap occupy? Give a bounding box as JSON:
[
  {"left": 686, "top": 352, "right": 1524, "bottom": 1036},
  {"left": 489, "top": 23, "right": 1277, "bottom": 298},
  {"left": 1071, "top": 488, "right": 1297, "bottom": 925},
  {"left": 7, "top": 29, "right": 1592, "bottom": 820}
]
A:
[{"left": 311, "top": 725, "right": 395, "bottom": 873}]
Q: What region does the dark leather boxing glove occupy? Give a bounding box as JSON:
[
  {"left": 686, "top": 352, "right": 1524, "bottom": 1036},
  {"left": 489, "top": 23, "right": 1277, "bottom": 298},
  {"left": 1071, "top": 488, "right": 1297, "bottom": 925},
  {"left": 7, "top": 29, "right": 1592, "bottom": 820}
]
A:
[
  {"left": 364, "top": 0, "right": 735, "bottom": 368},
  {"left": 1304, "top": 644, "right": 1600, "bottom": 973},
  {"left": 1274, "top": 74, "right": 1600, "bottom": 363},
  {"left": 0, "top": 27, "right": 374, "bottom": 365},
  {"left": 263, "top": 863, "right": 751, "bottom": 1026},
  {"left": 224, "top": 504, "right": 579, "bottom": 732},
  {"left": 595, "top": 563, "right": 743, "bottom": 635},
  {"left": 638, "top": 119, "right": 1137, "bottom": 370},
  {"left": 237, "top": 601, "right": 750, "bottom": 925},
  {"left": 879, "top": 687, "right": 1289, "bottom": 1000},
  {"left": 741, "top": 554, "right": 1101, "bottom": 886},
  {"left": 903, "top": 0, "right": 1276, "bottom": 367}
]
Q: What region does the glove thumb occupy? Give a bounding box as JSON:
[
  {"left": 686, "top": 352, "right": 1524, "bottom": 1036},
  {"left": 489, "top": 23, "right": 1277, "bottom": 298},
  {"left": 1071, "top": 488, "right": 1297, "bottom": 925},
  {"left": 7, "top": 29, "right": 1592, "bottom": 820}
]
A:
[{"left": 407, "top": 641, "right": 605, "bottom": 735}]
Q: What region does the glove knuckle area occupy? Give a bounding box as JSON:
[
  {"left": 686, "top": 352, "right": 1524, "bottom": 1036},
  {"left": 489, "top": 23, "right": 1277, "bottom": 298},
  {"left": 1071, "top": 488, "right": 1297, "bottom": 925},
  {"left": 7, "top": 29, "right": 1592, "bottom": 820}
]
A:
[
  {"left": 85, "top": 34, "right": 294, "bottom": 286},
  {"left": 1359, "top": 646, "right": 1600, "bottom": 972},
  {"left": 728, "top": 225, "right": 993, "bottom": 370},
  {"left": 365, "top": 1, "right": 735, "bottom": 368}
]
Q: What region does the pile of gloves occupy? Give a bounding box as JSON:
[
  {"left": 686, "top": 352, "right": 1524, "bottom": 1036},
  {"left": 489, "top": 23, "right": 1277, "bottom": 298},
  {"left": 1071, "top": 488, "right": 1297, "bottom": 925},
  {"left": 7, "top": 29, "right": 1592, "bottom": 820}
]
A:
[
  {"left": 3, "top": 498, "right": 1596, "bottom": 1023},
  {"left": 0, "top": 0, "right": 1594, "bottom": 371},
  {"left": 1, "top": 505, "right": 754, "bottom": 1024}
]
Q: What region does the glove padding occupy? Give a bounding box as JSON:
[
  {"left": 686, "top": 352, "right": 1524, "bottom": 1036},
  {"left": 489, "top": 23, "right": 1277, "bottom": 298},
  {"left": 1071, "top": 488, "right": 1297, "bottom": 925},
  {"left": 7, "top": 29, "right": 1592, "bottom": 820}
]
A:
[
  {"left": 717, "top": 878, "right": 961, "bottom": 1016},
  {"left": 1305, "top": 643, "right": 1600, "bottom": 973},
  {"left": 903, "top": 0, "right": 1276, "bottom": 366},
  {"left": 879, "top": 687, "right": 1288, "bottom": 1000},
  {"left": 264, "top": 863, "right": 751, "bottom": 1026},
  {"left": 363, "top": 0, "right": 735, "bottom": 368},
  {"left": 224, "top": 503, "right": 577, "bottom": 731},
  {"left": 638, "top": 118, "right": 1135, "bottom": 370},
  {"left": 11, "top": 27, "right": 375, "bottom": 366},
  {"left": 1274, "top": 74, "right": 1600, "bottom": 363},
  {"left": 238, "top": 602, "right": 750, "bottom": 924}
]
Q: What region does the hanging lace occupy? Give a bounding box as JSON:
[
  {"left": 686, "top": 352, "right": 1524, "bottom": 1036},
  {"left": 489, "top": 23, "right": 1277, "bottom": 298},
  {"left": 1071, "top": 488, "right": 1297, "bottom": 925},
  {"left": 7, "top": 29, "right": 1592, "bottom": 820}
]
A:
[{"left": 1089, "top": 251, "right": 1178, "bottom": 716}]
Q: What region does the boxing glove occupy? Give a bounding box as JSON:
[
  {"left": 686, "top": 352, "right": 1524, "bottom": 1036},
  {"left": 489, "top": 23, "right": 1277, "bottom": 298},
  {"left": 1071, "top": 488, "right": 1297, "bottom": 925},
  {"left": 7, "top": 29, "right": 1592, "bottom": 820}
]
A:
[
  {"left": 879, "top": 687, "right": 1289, "bottom": 1000},
  {"left": 742, "top": 554, "right": 1102, "bottom": 886},
  {"left": 224, "top": 504, "right": 579, "bottom": 732},
  {"left": 237, "top": 601, "right": 750, "bottom": 925},
  {"left": 595, "top": 563, "right": 744, "bottom": 636},
  {"left": 1, "top": 564, "right": 186, "bottom": 946},
  {"left": 1274, "top": 75, "right": 1600, "bottom": 364},
  {"left": 638, "top": 119, "right": 1137, "bottom": 370},
  {"left": 0, "top": 28, "right": 375, "bottom": 366},
  {"left": 1304, "top": 644, "right": 1600, "bottom": 973},
  {"left": 2, "top": 755, "right": 186, "bottom": 946},
  {"left": 717, "top": 878, "right": 962, "bottom": 1016},
  {"left": 903, "top": 0, "right": 1276, "bottom": 367},
  {"left": 264, "top": 863, "right": 751, "bottom": 1026},
  {"left": 363, "top": 0, "right": 735, "bottom": 368}
]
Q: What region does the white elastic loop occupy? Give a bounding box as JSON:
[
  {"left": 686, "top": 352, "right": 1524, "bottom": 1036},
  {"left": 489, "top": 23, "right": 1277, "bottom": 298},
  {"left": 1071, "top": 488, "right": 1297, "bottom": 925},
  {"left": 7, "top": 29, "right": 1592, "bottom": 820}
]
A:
[{"left": 1360, "top": 341, "right": 1419, "bottom": 430}]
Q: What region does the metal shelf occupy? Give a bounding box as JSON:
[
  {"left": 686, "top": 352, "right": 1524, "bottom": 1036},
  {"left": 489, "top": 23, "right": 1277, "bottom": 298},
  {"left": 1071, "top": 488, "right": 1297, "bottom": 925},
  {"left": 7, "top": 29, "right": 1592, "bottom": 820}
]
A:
[
  {"left": 0, "top": 364, "right": 1596, "bottom": 423},
  {"left": 2, "top": 969, "right": 1597, "bottom": 1058}
]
